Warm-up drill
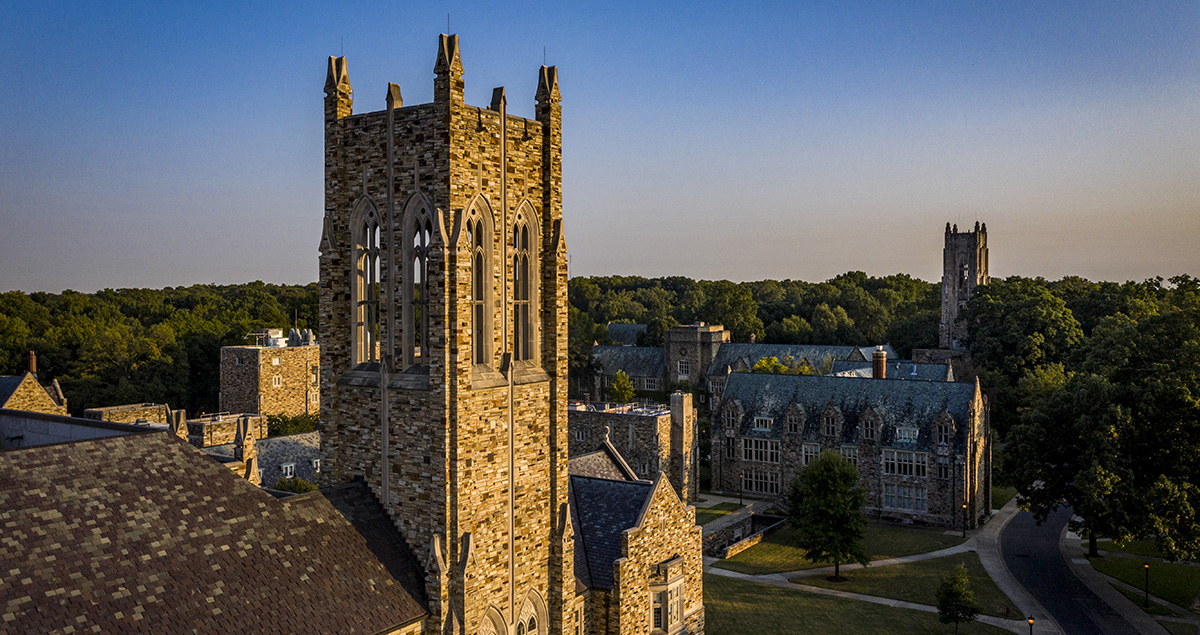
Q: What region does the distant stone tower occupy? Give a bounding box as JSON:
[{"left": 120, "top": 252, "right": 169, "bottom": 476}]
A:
[
  {"left": 939, "top": 222, "right": 989, "bottom": 349},
  {"left": 319, "top": 34, "right": 571, "bottom": 635}
]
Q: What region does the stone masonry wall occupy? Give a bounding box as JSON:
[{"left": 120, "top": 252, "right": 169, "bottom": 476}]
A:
[
  {"left": 609, "top": 480, "right": 704, "bottom": 635},
  {"left": 320, "top": 37, "right": 573, "bottom": 635},
  {"left": 83, "top": 403, "right": 169, "bottom": 424},
  {"left": 221, "top": 345, "right": 319, "bottom": 417},
  {"left": 187, "top": 414, "right": 266, "bottom": 448},
  {"left": 1, "top": 374, "right": 67, "bottom": 416}
]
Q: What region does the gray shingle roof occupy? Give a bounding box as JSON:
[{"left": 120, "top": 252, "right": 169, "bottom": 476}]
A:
[
  {"left": 0, "top": 375, "right": 23, "bottom": 402},
  {"left": 0, "top": 431, "right": 427, "bottom": 633},
  {"left": 829, "top": 360, "right": 954, "bottom": 382},
  {"left": 593, "top": 345, "right": 664, "bottom": 378},
  {"left": 706, "top": 343, "right": 898, "bottom": 379},
  {"left": 569, "top": 475, "right": 654, "bottom": 590},
  {"left": 204, "top": 430, "right": 323, "bottom": 488},
  {"left": 607, "top": 323, "right": 647, "bottom": 346},
  {"left": 717, "top": 372, "right": 976, "bottom": 450}
]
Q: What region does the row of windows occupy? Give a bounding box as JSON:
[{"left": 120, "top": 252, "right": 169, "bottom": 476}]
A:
[
  {"left": 742, "top": 438, "right": 780, "bottom": 464},
  {"left": 884, "top": 484, "right": 928, "bottom": 511},
  {"left": 601, "top": 376, "right": 658, "bottom": 391},
  {"left": 744, "top": 469, "right": 780, "bottom": 495},
  {"left": 351, "top": 197, "right": 541, "bottom": 369},
  {"left": 883, "top": 450, "right": 928, "bottom": 477},
  {"left": 723, "top": 410, "right": 956, "bottom": 446}
]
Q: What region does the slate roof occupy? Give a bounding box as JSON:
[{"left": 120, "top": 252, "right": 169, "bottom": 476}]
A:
[
  {"left": 204, "top": 430, "right": 323, "bottom": 488},
  {"left": 716, "top": 372, "right": 977, "bottom": 451},
  {"left": 0, "top": 375, "right": 23, "bottom": 402},
  {"left": 0, "top": 431, "right": 427, "bottom": 633},
  {"left": 607, "top": 323, "right": 647, "bottom": 346},
  {"left": 568, "top": 437, "right": 640, "bottom": 482},
  {"left": 593, "top": 345, "right": 664, "bottom": 378},
  {"left": 829, "top": 359, "right": 954, "bottom": 382},
  {"left": 706, "top": 343, "right": 898, "bottom": 379},
  {"left": 569, "top": 475, "right": 654, "bottom": 590}
]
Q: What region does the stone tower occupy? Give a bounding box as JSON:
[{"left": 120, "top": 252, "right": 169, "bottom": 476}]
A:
[
  {"left": 319, "top": 34, "right": 572, "bottom": 635},
  {"left": 939, "top": 222, "right": 989, "bottom": 349}
]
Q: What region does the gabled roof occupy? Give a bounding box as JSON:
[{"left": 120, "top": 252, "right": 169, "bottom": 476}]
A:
[
  {"left": 568, "top": 475, "right": 654, "bottom": 590},
  {"left": 607, "top": 323, "right": 647, "bottom": 346},
  {"left": 592, "top": 345, "right": 664, "bottom": 378},
  {"left": 717, "top": 372, "right": 976, "bottom": 449},
  {"left": 0, "top": 432, "right": 426, "bottom": 633},
  {"left": 204, "top": 430, "right": 323, "bottom": 488},
  {"left": 829, "top": 359, "right": 954, "bottom": 382},
  {"left": 0, "top": 372, "right": 63, "bottom": 409},
  {"left": 568, "top": 430, "right": 641, "bottom": 482},
  {"left": 706, "top": 343, "right": 898, "bottom": 380}
]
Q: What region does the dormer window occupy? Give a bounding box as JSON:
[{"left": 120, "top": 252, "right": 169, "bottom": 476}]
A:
[
  {"left": 897, "top": 427, "right": 919, "bottom": 442},
  {"left": 311, "top": 458, "right": 321, "bottom": 473},
  {"left": 752, "top": 416, "right": 772, "bottom": 431},
  {"left": 281, "top": 463, "right": 295, "bottom": 478},
  {"left": 786, "top": 412, "right": 800, "bottom": 434},
  {"left": 937, "top": 421, "right": 952, "bottom": 445},
  {"left": 823, "top": 414, "right": 837, "bottom": 436}
]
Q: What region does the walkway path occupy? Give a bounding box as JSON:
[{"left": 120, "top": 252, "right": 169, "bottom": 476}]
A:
[{"left": 702, "top": 496, "right": 1190, "bottom": 634}]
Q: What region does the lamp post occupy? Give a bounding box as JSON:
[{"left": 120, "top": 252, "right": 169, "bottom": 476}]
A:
[
  {"left": 961, "top": 502, "right": 967, "bottom": 538},
  {"left": 1144, "top": 562, "right": 1150, "bottom": 608},
  {"left": 1027, "top": 616, "right": 1034, "bottom": 635},
  {"left": 739, "top": 473, "right": 744, "bottom": 505}
]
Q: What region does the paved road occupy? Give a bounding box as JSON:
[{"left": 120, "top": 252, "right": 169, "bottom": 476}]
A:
[{"left": 1002, "top": 506, "right": 1138, "bottom": 635}]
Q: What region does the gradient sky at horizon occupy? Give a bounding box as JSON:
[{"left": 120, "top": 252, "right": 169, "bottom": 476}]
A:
[{"left": 2, "top": 1, "right": 1197, "bottom": 293}]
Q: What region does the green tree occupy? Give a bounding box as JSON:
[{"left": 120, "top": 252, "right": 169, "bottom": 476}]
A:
[
  {"left": 1005, "top": 365, "right": 1128, "bottom": 557},
  {"left": 266, "top": 413, "right": 319, "bottom": 437},
  {"left": 609, "top": 370, "right": 636, "bottom": 403},
  {"left": 787, "top": 450, "right": 869, "bottom": 580},
  {"left": 937, "top": 563, "right": 980, "bottom": 634},
  {"left": 273, "top": 477, "right": 319, "bottom": 493}
]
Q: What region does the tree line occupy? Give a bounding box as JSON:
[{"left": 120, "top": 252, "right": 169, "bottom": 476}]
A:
[{"left": 0, "top": 282, "right": 317, "bottom": 416}]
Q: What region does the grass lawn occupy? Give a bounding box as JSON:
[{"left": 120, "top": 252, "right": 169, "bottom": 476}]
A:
[
  {"left": 991, "top": 486, "right": 1016, "bottom": 511},
  {"left": 1111, "top": 585, "right": 1179, "bottom": 617},
  {"left": 713, "top": 523, "right": 966, "bottom": 575},
  {"left": 1157, "top": 620, "right": 1198, "bottom": 635},
  {"left": 1090, "top": 557, "right": 1200, "bottom": 609},
  {"left": 796, "top": 552, "right": 1019, "bottom": 618},
  {"left": 1098, "top": 538, "right": 1171, "bottom": 560},
  {"left": 704, "top": 573, "right": 1012, "bottom": 634},
  {"left": 695, "top": 502, "right": 744, "bottom": 526}
]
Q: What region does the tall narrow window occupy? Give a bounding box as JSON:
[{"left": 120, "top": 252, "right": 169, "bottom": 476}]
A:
[
  {"left": 469, "top": 218, "right": 487, "bottom": 365},
  {"left": 352, "top": 198, "right": 381, "bottom": 364},
  {"left": 411, "top": 217, "right": 432, "bottom": 361},
  {"left": 513, "top": 218, "right": 533, "bottom": 361}
]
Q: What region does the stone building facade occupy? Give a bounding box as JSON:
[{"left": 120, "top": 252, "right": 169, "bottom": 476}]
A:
[
  {"left": 319, "top": 34, "right": 702, "bottom": 635},
  {"left": 220, "top": 329, "right": 320, "bottom": 416},
  {"left": 713, "top": 372, "right": 990, "bottom": 529},
  {"left": 567, "top": 391, "right": 698, "bottom": 502},
  {"left": 185, "top": 412, "right": 266, "bottom": 448},
  {"left": 83, "top": 402, "right": 170, "bottom": 425},
  {"left": 939, "top": 221, "right": 990, "bottom": 349},
  {"left": 0, "top": 372, "right": 67, "bottom": 417}
]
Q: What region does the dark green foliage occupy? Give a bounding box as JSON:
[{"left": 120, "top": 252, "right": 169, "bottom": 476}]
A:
[
  {"left": 787, "top": 450, "right": 870, "bottom": 580},
  {"left": 0, "top": 282, "right": 319, "bottom": 416},
  {"left": 937, "top": 563, "right": 980, "bottom": 633},
  {"left": 266, "top": 413, "right": 319, "bottom": 437},
  {"left": 273, "top": 477, "right": 319, "bottom": 493}
]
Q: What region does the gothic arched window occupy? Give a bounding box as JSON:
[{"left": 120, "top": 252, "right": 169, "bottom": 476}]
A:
[
  {"left": 513, "top": 217, "right": 532, "bottom": 361},
  {"left": 351, "top": 197, "right": 381, "bottom": 364},
  {"left": 410, "top": 216, "right": 433, "bottom": 361},
  {"left": 469, "top": 217, "right": 488, "bottom": 365}
]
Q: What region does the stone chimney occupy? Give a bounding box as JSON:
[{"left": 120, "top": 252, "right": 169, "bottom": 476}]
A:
[
  {"left": 235, "top": 415, "right": 261, "bottom": 486},
  {"left": 27, "top": 350, "right": 36, "bottom": 376},
  {"left": 872, "top": 346, "right": 887, "bottom": 379},
  {"left": 749, "top": 332, "right": 756, "bottom": 344},
  {"left": 169, "top": 409, "right": 189, "bottom": 442}
]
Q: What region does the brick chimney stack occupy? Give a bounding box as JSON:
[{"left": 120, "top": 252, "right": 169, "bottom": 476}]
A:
[
  {"left": 27, "top": 350, "right": 36, "bottom": 376},
  {"left": 872, "top": 346, "right": 887, "bottom": 379}
]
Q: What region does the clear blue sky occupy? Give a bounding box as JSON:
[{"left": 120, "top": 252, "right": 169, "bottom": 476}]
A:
[{"left": 2, "top": 1, "right": 1197, "bottom": 292}]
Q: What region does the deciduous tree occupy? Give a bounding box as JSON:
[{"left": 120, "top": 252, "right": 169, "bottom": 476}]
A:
[{"left": 787, "top": 450, "right": 869, "bottom": 580}]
